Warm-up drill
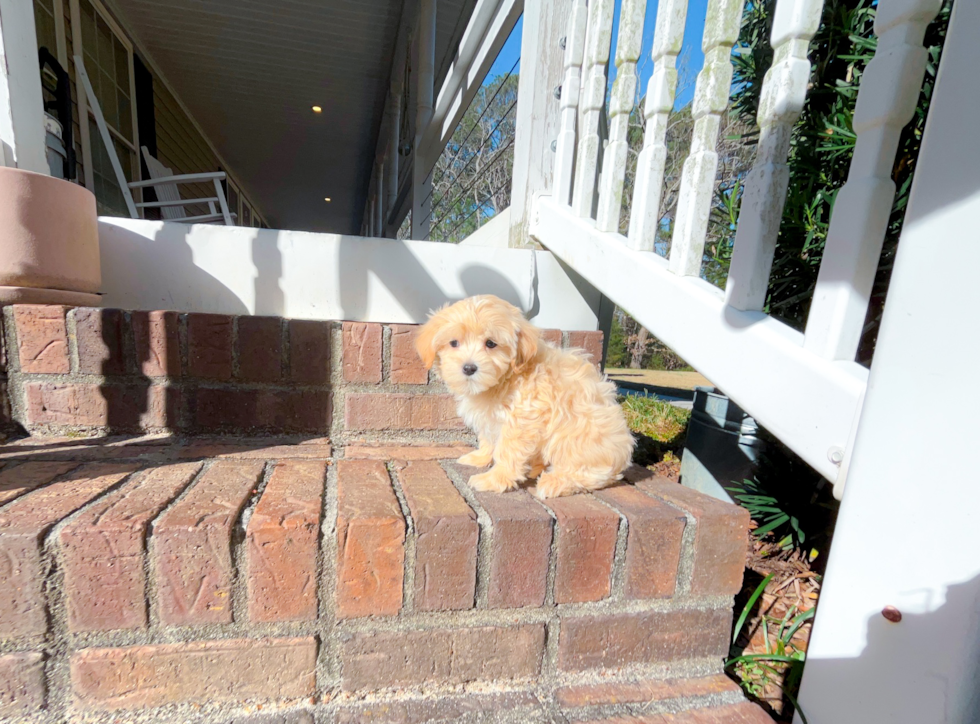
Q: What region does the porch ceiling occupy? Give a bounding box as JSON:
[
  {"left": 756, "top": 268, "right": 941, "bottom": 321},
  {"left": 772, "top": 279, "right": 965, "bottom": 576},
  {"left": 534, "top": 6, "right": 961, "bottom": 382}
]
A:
[{"left": 106, "top": 0, "right": 475, "bottom": 233}]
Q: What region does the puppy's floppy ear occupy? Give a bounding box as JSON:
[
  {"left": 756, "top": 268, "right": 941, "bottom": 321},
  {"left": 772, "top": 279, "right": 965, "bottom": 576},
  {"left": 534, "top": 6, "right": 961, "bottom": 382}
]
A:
[
  {"left": 415, "top": 309, "right": 447, "bottom": 370},
  {"left": 514, "top": 317, "right": 540, "bottom": 372}
]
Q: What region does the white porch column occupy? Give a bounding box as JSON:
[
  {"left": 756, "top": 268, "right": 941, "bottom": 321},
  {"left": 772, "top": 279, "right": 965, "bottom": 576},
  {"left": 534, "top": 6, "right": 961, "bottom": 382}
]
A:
[
  {"left": 0, "top": 0, "right": 47, "bottom": 172},
  {"left": 796, "top": 2, "right": 980, "bottom": 722},
  {"left": 508, "top": 0, "right": 571, "bottom": 248},
  {"left": 411, "top": 0, "right": 436, "bottom": 240}
]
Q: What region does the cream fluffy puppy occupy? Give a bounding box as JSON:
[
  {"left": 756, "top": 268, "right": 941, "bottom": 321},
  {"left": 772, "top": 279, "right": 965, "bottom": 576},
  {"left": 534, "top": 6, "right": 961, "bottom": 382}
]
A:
[{"left": 416, "top": 295, "right": 634, "bottom": 498}]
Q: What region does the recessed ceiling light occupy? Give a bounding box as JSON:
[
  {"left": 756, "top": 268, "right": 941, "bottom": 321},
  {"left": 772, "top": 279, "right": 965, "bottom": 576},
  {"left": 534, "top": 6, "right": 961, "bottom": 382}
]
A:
[
  {"left": 324, "top": 197, "right": 331, "bottom": 202},
  {"left": 312, "top": 105, "right": 322, "bottom": 113}
]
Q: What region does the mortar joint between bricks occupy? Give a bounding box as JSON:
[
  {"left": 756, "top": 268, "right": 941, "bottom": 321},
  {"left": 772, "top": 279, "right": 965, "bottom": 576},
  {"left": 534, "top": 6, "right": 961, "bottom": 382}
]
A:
[
  {"left": 541, "top": 617, "right": 562, "bottom": 683},
  {"left": 316, "top": 460, "right": 340, "bottom": 688},
  {"left": 230, "top": 461, "right": 275, "bottom": 625},
  {"left": 64, "top": 306, "right": 80, "bottom": 376},
  {"left": 592, "top": 494, "right": 630, "bottom": 601},
  {"left": 533, "top": 495, "right": 560, "bottom": 609},
  {"left": 176, "top": 314, "right": 191, "bottom": 429},
  {"left": 381, "top": 324, "right": 393, "bottom": 384},
  {"left": 121, "top": 309, "right": 139, "bottom": 376},
  {"left": 145, "top": 459, "right": 214, "bottom": 631},
  {"left": 328, "top": 323, "right": 346, "bottom": 440},
  {"left": 439, "top": 460, "right": 492, "bottom": 609},
  {"left": 385, "top": 460, "right": 416, "bottom": 615},
  {"left": 230, "top": 315, "right": 241, "bottom": 381},
  {"left": 280, "top": 316, "right": 291, "bottom": 382},
  {"left": 651, "top": 496, "right": 698, "bottom": 598}
]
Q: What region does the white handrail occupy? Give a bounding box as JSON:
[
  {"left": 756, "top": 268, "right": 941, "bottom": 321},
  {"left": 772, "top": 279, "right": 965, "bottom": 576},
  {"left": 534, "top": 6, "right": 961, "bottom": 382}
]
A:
[{"left": 533, "top": 196, "right": 867, "bottom": 483}]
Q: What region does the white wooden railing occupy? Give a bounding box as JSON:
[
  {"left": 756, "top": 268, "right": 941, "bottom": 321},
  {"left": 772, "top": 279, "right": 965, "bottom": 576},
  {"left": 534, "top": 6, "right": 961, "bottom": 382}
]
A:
[{"left": 529, "top": 0, "right": 944, "bottom": 497}]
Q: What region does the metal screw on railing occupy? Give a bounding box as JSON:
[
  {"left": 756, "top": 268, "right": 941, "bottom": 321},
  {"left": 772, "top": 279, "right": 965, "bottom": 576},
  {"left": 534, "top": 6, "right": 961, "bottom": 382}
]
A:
[
  {"left": 551, "top": 140, "right": 557, "bottom": 152},
  {"left": 827, "top": 447, "right": 844, "bottom": 465},
  {"left": 554, "top": 85, "right": 562, "bottom": 99},
  {"left": 559, "top": 36, "right": 566, "bottom": 50}
]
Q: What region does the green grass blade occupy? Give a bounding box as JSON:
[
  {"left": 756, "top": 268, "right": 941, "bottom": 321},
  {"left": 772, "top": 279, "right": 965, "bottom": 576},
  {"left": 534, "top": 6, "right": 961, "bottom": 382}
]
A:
[{"left": 732, "top": 573, "right": 774, "bottom": 645}]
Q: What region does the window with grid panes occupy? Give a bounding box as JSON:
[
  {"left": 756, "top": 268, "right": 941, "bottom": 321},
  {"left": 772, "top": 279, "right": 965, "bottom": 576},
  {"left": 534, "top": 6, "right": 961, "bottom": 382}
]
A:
[
  {"left": 34, "top": 0, "right": 59, "bottom": 56},
  {"left": 80, "top": 0, "right": 137, "bottom": 216}
]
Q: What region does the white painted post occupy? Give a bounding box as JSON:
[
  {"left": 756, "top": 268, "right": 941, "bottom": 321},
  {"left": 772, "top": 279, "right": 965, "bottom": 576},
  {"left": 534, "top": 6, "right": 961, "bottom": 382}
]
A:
[
  {"left": 411, "top": 0, "right": 436, "bottom": 241},
  {"left": 724, "top": 0, "right": 824, "bottom": 309},
  {"left": 510, "top": 0, "right": 573, "bottom": 247},
  {"left": 627, "top": 0, "right": 689, "bottom": 251},
  {"left": 0, "top": 0, "right": 48, "bottom": 172},
  {"left": 595, "top": 0, "right": 646, "bottom": 233},
  {"left": 668, "top": 0, "right": 746, "bottom": 276},
  {"left": 553, "top": 0, "right": 587, "bottom": 206},
  {"left": 213, "top": 177, "right": 233, "bottom": 225},
  {"left": 796, "top": 4, "right": 980, "bottom": 720},
  {"left": 570, "top": 0, "right": 615, "bottom": 219},
  {"left": 803, "top": 0, "right": 942, "bottom": 360}
]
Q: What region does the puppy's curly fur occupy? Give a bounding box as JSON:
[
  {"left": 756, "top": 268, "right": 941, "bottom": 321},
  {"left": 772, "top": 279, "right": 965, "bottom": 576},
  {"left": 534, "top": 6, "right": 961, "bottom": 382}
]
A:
[{"left": 416, "top": 295, "right": 634, "bottom": 498}]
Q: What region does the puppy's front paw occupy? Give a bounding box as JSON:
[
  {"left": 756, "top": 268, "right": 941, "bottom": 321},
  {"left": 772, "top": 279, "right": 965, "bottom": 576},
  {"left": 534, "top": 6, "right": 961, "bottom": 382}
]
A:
[
  {"left": 469, "top": 470, "right": 517, "bottom": 493},
  {"left": 458, "top": 449, "right": 493, "bottom": 467},
  {"left": 534, "top": 472, "right": 576, "bottom": 499}
]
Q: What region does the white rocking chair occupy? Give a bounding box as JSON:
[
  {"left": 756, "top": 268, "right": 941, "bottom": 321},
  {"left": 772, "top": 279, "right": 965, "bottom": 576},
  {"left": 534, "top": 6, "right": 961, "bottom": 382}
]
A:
[{"left": 75, "top": 55, "right": 235, "bottom": 225}]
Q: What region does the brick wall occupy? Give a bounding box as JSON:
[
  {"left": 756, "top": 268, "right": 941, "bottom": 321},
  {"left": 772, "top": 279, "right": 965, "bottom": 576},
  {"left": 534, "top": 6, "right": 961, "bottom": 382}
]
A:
[
  {"left": 0, "top": 305, "right": 604, "bottom": 443},
  {"left": 0, "top": 443, "right": 748, "bottom": 720}
]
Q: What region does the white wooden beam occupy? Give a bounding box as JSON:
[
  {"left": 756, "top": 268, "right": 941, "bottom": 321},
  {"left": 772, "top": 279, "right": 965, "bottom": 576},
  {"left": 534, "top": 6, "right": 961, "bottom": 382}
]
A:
[
  {"left": 798, "top": 3, "right": 980, "bottom": 720},
  {"left": 532, "top": 195, "right": 866, "bottom": 482},
  {"left": 0, "top": 0, "right": 48, "bottom": 172}
]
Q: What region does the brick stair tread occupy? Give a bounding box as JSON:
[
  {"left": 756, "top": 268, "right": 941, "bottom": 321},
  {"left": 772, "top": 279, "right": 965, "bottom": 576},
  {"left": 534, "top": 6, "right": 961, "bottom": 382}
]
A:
[{"left": 0, "top": 436, "right": 751, "bottom": 719}]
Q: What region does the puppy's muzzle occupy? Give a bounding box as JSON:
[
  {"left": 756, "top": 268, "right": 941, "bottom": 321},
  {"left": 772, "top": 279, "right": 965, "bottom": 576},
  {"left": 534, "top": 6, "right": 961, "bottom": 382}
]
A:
[{"left": 463, "top": 363, "right": 478, "bottom": 377}]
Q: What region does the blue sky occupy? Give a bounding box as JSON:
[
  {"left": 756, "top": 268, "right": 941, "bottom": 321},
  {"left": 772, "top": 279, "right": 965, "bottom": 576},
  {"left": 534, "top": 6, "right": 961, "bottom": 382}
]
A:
[{"left": 487, "top": 0, "right": 710, "bottom": 109}]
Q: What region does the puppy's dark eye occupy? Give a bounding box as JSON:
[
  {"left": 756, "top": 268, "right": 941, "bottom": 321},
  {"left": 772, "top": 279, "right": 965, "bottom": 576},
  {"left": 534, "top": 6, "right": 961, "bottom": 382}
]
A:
[
  {"left": 449, "top": 340, "right": 459, "bottom": 348},
  {"left": 485, "top": 339, "right": 497, "bottom": 349}
]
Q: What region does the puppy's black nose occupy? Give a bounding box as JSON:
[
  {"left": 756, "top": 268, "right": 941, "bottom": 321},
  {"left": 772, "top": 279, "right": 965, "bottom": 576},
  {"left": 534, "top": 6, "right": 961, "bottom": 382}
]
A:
[{"left": 463, "top": 363, "right": 478, "bottom": 376}]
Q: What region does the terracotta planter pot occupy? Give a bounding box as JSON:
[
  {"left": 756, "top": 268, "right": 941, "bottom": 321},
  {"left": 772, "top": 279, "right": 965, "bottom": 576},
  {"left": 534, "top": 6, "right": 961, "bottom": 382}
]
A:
[{"left": 0, "top": 166, "right": 101, "bottom": 306}]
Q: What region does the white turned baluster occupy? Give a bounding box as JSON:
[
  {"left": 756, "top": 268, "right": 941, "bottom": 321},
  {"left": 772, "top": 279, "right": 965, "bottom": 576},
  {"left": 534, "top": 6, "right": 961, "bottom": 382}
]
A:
[
  {"left": 553, "top": 0, "right": 588, "bottom": 206},
  {"left": 596, "top": 0, "right": 646, "bottom": 232},
  {"left": 725, "top": 0, "right": 823, "bottom": 309},
  {"left": 669, "top": 0, "right": 746, "bottom": 276},
  {"left": 627, "top": 0, "right": 689, "bottom": 250},
  {"left": 804, "top": 0, "right": 942, "bottom": 360},
  {"left": 571, "top": 0, "right": 615, "bottom": 218}
]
